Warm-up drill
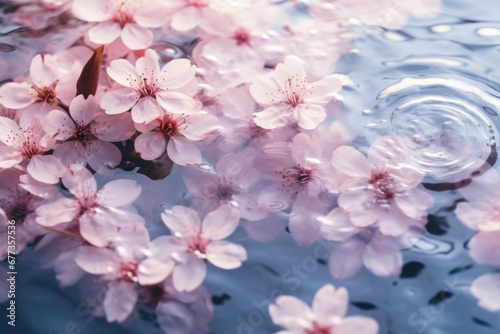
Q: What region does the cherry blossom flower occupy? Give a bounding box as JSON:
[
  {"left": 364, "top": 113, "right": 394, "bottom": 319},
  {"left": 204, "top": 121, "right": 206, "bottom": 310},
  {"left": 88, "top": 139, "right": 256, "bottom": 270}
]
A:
[
  {"left": 35, "top": 165, "right": 142, "bottom": 247},
  {"left": 250, "top": 56, "right": 341, "bottom": 130},
  {"left": 75, "top": 224, "right": 175, "bottom": 323},
  {"left": 134, "top": 108, "right": 219, "bottom": 165},
  {"left": 12, "top": 0, "right": 72, "bottom": 30},
  {"left": 330, "top": 137, "right": 434, "bottom": 236},
  {"left": 319, "top": 207, "right": 423, "bottom": 279},
  {"left": 160, "top": 204, "right": 247, "bottom": 292},
  {"left": 44, "top": 94, "right": 135, "bottom": 174},
  {"left": 182, "top": 148, "right": 266, "bottom": 220},
  {"left": 269, "top": 284, "right": 379, "bottom": 334},
  {"left": 471, "top": 274, "right": 500, "bottom": 312},
  {"left": 0, "top": 115, "right": 64, "bottom": 184},
  {"left": 0, "top": 52, "right": 81, "bottom": 109},
  {"left": 101, "top": 49, "right": 200, "bottom": 124},
  {"left": 72, "top": 0, "right": 170, "bottom": 50}
]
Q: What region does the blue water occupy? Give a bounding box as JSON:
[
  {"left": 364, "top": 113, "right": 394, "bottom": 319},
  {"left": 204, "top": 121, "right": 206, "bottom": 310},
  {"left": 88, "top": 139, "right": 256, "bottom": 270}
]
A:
[{"left": 1, "top": 0, "right": 500, "bottom": 333}]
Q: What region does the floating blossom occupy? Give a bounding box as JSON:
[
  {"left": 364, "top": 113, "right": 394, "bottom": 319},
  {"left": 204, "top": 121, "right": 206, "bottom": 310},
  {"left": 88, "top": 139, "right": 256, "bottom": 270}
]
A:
[
  {"left": 160, "top": 204, "right": 247, "bottom": 292},
  {"left": 101, "top": 49, "right": 200, "bottom": 124},
  {"left": 471, "top": 274, "right": 500, "bottom": 312},
  {"left": 0, "top": 115, "right": 63, "bottom": 184},
  {"left": 320, "top": 207, "right": 422, "bottom": 279},
  {"left": 72, "top": 0, "right": 170, "bottom": 50},
  {"left": 250, "top": 56, "right": 341, "bottom": 130},
  {"left": 331, "top": 137, "right": 433, "bottom": 236},
  {"left": 35, "top": 165, "right": 142, "bottom": 247},
  {"left": 0, "top": 53, "right": 79, "bottom": 109},
  {"left": 75, "top": 224, "right": 175, "bottom": 323},
  {"left": 269, "top": 284, "right": 379, "bottom": 334},
  {"left": 164, "top": 0, "right": 213, "bottom": 31},
  {"left": 44, "top": 94, "right": 135, "bottom": 174}
]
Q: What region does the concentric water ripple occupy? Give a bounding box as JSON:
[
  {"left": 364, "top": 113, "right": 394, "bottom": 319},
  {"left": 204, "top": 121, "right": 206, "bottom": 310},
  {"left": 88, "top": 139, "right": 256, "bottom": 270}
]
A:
[{"left": 377, "top": 75, "right": 500, "bottom": 181}]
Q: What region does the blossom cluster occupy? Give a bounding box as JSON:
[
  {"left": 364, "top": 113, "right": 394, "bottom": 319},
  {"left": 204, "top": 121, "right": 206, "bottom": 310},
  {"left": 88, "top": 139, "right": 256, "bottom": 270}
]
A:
[{"left": 7, "top": 0, "right": 496, "bottom": 333}]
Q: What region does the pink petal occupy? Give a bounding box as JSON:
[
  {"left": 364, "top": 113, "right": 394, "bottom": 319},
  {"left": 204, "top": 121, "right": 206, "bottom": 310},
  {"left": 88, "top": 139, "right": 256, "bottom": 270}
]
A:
[
  {"left": 249, "top": 75, "right": 281, "bottom": 106},
  {"left": 331, "top": 146, "right": 371, "bottom": 178},
  {"left": 0, "top": 146, "right": 22, "bottom": 168},
  {"left": 471, "top": 274, "right": 500, "bottom": 312},
  {"left": 395, "top": 189, "right": 433, "bottom": 219},
  {"left": 27, "top": 155, "right": 64, "bottom": 184},
  {"left": 336, "top": 316, "right": 379, "bottom": 334},
  {"left": 363, "top": 236, "right": 403, "bottom": 277},
  {"left": 294, "top": 103, "right": 326, "bottom": 130},
  {"left": 253, "top": 105, "right": 289, "bottom": 130},
  {"left": 101, "top": 87, "right": 140, "bottom": 115},
  {"left": 306, "top": 75, "right": 341, "bottom": 105},
  {"left": 92, "top": 112, "right": 136, "bottom": 142},
  {"left": 107, "top": 59, "right": 140, "bottom": 88},
  {"left": 85, "top": 140, "right": 122, "bottom": 175},
  {"left": 134, "top": 3, "right": 171, "bottom": 28},
  {"left": 181, "top": 113, "right": 219, "bottom": 141},
  {"left": 61, "top": 164, "right": 97, "bottom": 199},
  {"left": 138, "top": 258, "right": 174, "bottom": 285},
  {"left": 79, "top": 210, "right": 118, "bottom": 247},
  {"left": 135, "top": 49, "right": 160, "bottom": 80},
  {"left": 131, "top": 96, "right": 163, "bottom": 124},
  {"left": 156, "top": 91, "right": 199, "bottom": 114},
  {"left": 69, "top": 94, "right": 100, "bottom": 126},
  {"left": 312, "top": 285, "right": 348, "bottom": 323},
  {"left": 161, "top": 205, "right": 201, "bottom": 237},
  {"left": 469, "top": 231, "right": 500, "bottom": 266},
  {"left": 29, "top": 54, "right": 59, "bottom": 88},
  {"left": 0, "top": 116, "right": 22, "bottom": 143},
  {"left": 135, "top": 131, "right": 167, "bottom": 161},
  {"left": 71, "top": 0, "right": 113, "bottom": 22},
  {"left": 88, "top": 21, "right": 121, "bottom": 44},
  {"left": 201, "top": 204, "right": 239, "bottom": 240},
  {"left": 35, "top": 197, "right": 79, "bottom": 226},
  {"left": 96, "top": 179, "right": 142, "bottom": 208},
  {"left": 121, "top": 23, "right": 153, "bottom": 50},
  {"left": 167, "top": 136, "right": 202, "bottom": 166},
  {"left": 104, "top": 281, "right": 138, "bottom": 323},
  {"left": 319, "top": 208, "right": 359, "bottom": 241},
  {"left": 0, "top": 83, "right": 36, "bottom": 109},
  {"left": 114, "top": 223, "right": 150, "bottom": 255},
  {"left": 44, "top": 109, "right": 76, "bottom": 140},
  {"left": 329, "top": 239, "right": 366, "bottom": 280},
  {"left": 172, "top": 253, "right": 207, "bottom": 292},
  {"left": 269, "top": 295, "right": 313, "bottom": 330},
  {"left": 170, "top": 7, "right": 201, "bottom": 31},
  {"left": 206, "top": 240, "right": 247, "bottom": 269},
  {"left": 158, "top": 58, "right": 197, "bottom": 90},
  {"left": 75, "top": 245, "right": 121, "bottom": 274}
]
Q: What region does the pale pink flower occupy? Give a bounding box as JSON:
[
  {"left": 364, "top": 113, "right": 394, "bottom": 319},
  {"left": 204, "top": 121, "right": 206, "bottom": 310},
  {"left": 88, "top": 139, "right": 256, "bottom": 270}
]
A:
[
  {"left": 75, "top": 224, "right": 175, "bottom": 323},
  {"left": 44, "top": 95, "right": 135, "bottom": 174},
  {"left": 250, "top": 56, "right": 341, "bottom": 130},
  {"left": 160, "top": 204, "right": 247, "bottom": 292},
  {"left": 471, "top": 274, "right": 500, "bottom": 312},
  {"left": 269, "top": 284, "right": 379, "bottom": 334},
  {"left": 331, "top": 137, "right": 433, "bottom": 236},
  {"left": 182, "top": 148, "right": 266, "bottom": 220},
  {"left": 72, "top": 0, "right": 170, "bottom": 50},
  {"left": 134, "top": 108, "right": 219, "bottom": 165},
  {"left": 101, "top": 49, "right": 200, "bottom": 124},
  {"left": 319, "top": 207, "right": 422, "bottom": 279},
  {"left": 0, "top": 53, "right": 78, "bottom": 109},
  {"left": 35, "top": 165, "right": 142, "bottom": 247},
  {"left": 0, "top": 115, "right": 63, "bottom": 184},
  {"left": 12, "top": 0, "right": 72, "bottom": 30},
  {"left": 468, "top": 231, "right": 500, "bottom": 267}
]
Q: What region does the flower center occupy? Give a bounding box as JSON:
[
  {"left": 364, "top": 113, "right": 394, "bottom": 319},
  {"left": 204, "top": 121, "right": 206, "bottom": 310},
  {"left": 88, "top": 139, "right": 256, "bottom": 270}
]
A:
[
  {"left": 1, "top": 190, "right": 33, "bottom": 223},
  {"left": 188, "top": 235, "right": 208, "bottom": 259},
  {"left": 280, "top": 75, "right": 307, "bottom": 108},
  {"left": 233, "top": 28, "right": 251, "bottom": 46},
  {"left": 117, "top": 261, "right": 139, "bottom": 282},
  {"left": 75, "top": 125, "right": 94, "bottom": 145},
  {"left": 306, "top": 324, "right": 332, "bottom": 334},
  {"left": 113, "top": 2, "right": 135, "bottom": 27},
  {"left": 276, "top": 165, "right": 313, "bottom": 191},
  {"left": 186, "top": 0, "right": 208, "bottom": 8},
  {"left": 368, "top": 170, "right": 396, "bottom": 202},
  {"left": 32, "top": 84, "right": 58, "bottom": 105},
  {"left": 159, "top": 116, "right": 180, "bottom": 137}
]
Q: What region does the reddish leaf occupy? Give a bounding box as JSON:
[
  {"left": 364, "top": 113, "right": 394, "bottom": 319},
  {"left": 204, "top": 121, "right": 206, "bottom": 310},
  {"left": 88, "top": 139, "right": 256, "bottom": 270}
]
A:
[{"left": 76, "top": 45, "right": 104, "bottom": 98}]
